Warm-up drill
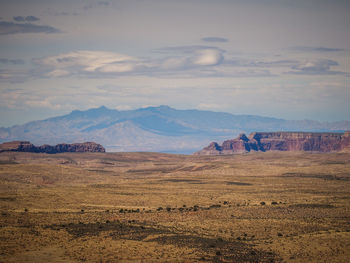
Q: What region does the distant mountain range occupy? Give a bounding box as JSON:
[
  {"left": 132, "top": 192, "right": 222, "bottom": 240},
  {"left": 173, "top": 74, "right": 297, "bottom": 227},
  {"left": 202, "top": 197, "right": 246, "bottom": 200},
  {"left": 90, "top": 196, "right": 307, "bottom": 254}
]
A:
[{"left": 0, "top": 105, "right": 349, "bottom": 153}]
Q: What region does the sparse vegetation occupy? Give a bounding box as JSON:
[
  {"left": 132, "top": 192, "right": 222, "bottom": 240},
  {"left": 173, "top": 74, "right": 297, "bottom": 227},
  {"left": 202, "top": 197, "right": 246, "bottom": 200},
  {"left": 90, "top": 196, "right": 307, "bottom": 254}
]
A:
[{"left": 0, "top": 151, "right": 349, "bottom": 262}]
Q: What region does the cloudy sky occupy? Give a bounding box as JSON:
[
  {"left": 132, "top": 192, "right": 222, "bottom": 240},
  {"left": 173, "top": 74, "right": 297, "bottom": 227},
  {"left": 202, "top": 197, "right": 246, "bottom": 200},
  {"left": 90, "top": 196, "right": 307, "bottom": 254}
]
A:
[{"left": 1, "top": 0, "right": 350, "bottom": 127}]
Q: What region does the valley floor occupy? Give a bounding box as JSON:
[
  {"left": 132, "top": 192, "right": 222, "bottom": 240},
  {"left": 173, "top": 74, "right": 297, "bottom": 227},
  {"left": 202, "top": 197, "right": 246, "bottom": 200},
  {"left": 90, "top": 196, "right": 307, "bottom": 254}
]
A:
[{"left": 0, "top": 151, "right": 350, "bottom": 262}]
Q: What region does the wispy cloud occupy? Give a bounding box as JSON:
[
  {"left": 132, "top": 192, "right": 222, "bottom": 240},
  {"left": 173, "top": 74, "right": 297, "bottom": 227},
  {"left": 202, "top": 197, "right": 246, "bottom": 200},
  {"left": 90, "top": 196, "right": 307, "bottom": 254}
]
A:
[
  {"left": 32, "top": 50, "right": 141, "bottom": 77},
  {"left": 291, "top": 46, "right": 345, "bottom": 52},
  {"left": 0, "top": 58, "right": 25, "bottom": 65},
  {"left": 53, "top": 11, "right": 79, "bottom": 16},
  {"left": 32, "top": 47, "right": 227, "bottom": 78},
  {"left": 288, "top": 59, "right": 345, "bottom": 75},
  {"left": 1, "top": 46, "right": 285, "bottom": 81},
  {"left": 13, "top": 16, "right": 40, "bottom": 22},
  {"left": 0, "top": 21, "right": 60, "bottom": 35},
  {"left": 83, "top": 1, "right": 111, "bottom": 10},
  {"left": 201, "top": 37, "right": 229, "bottom": 43},
  {"left": 224, "top": 58, "right": 298, "bottom": 68},
  {"left": 6, "top": 47, "right": 347, "bottom": 82}
]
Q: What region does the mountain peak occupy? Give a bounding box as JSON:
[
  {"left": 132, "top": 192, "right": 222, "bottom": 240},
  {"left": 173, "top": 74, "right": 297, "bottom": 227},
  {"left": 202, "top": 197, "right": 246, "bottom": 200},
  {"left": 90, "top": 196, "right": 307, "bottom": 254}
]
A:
[{"left": 138, "top": 105, "right": 174, "bottom": 112}]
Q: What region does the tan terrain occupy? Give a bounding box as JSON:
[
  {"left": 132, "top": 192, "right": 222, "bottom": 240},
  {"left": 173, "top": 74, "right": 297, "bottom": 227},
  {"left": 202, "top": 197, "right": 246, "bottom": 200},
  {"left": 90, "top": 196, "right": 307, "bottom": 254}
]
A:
[{"left": 0, "top": 151, "right": 349, "bottom": 262}]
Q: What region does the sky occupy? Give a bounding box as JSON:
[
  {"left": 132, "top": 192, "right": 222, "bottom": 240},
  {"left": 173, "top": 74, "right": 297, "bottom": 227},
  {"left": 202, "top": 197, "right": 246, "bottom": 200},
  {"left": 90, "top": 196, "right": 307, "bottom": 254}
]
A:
[{"left": 0, "top": 0, "right": 350, "bottom": 127}]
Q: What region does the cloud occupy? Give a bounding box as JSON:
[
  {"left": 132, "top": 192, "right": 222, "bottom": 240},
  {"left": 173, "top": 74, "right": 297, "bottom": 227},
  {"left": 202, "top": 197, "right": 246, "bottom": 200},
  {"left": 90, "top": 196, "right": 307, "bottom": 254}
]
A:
[
  {"left": 25, "top": 16, "right": 40, "bottom": 22},
  {"left": 0, "top": 68, "right": 28, "bottom": 83},
  {"left": 155, "top": 45, "right": 225, "bottom": 68},
  {"left": 0, "top": 21, "right": 60, "bottom": 35},
  {"left": 0, "top": 58, "right": 25, "bottom": 65},
  {"left": 83, "top": 1, "right": 111, "bottom": 10},
  {"left": 13, "top": 16, "right": 25, "bottom": 22},
  {"left": 33, "top": 50, "right": 140, "bottom": 77},
  {"left": 288, "top": 59, "right": 345, "bottom": 75},
  {"left": 13, "top": 16, "right": 40, "bottom": 22},
  {"left": 291, "top": 46, "right": 345, "bottom": 52},
  {"left": 32, "top": 47, "right": 228, "bottom": 78},
  {"left": 201, "top": 37, "right": 229, "bottom": 43},
  {"left": 155, "top": 45, "right": 224, "bottom": 54},
  {"left": 224, "top": 58, "right": 298, "bottom": 68},
  {"left": 8, "top": 47, "right": 281, "bottom": 81},
  {"left": 98, "top": 1, "right": 110, "bottom": 6},
  {"left": 191, "top": 49, "right": 223, "bottom": 66},
  {"left": 53, "top": 11, "right": 79, "bottom": 16}
]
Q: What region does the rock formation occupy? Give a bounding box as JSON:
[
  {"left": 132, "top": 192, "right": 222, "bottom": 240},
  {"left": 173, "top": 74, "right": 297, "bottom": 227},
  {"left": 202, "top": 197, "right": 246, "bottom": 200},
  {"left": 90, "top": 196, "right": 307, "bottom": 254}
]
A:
[
  {"left": 195, "top": 131, "right": 350, "bottom": 155},
  {"left": 0, "top": 141, "right": 106, "bottom": 154}
]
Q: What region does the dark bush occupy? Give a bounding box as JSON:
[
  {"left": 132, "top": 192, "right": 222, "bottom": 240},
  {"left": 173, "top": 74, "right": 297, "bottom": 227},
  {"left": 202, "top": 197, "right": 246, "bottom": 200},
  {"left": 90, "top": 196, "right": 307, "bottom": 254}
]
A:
[{"left": 260, "top": 202, "right": 266, "bottom": 205}]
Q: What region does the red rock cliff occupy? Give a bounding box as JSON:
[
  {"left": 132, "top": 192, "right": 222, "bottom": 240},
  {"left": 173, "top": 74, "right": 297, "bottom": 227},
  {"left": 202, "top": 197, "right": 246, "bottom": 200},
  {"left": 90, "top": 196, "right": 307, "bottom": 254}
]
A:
[
  {"left": 195, "top": 131, "right": 350, "bottom": 155},
  {"left": 0, "top": 141, "right": 105, "bottom": 154}
]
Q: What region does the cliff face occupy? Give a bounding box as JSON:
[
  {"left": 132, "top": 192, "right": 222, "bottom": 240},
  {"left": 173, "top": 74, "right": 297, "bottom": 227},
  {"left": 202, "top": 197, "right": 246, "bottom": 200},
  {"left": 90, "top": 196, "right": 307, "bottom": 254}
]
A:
[
  {"left": 195, "top": 131, "right": 350, "bottom": 155},
  {"left": 0, "top": 141, "right": 106, "bottom": 154}
]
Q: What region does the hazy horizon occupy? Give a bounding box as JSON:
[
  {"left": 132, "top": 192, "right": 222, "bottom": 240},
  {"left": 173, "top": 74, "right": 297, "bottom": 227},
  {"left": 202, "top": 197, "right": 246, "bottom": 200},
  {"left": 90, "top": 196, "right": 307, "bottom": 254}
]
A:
[
  {"left": 1, "top": 0, "right": 350, "bottom": 127},
  {"left": 1, "top": 104, "right": 350, "bottom": 129}
]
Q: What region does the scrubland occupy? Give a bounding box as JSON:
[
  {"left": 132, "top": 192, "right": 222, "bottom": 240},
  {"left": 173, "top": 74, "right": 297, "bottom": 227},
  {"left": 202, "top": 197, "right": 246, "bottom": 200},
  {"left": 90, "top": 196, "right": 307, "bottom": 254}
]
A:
[{"left": 0, "top": 151, "right": 349, "bottom": 262}]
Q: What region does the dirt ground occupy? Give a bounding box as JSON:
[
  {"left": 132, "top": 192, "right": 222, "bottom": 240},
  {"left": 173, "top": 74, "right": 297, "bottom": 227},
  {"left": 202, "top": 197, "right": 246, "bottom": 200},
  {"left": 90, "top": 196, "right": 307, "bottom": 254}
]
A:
[{"left": 0, "top": 151, "right": 349, "bottom": 262}]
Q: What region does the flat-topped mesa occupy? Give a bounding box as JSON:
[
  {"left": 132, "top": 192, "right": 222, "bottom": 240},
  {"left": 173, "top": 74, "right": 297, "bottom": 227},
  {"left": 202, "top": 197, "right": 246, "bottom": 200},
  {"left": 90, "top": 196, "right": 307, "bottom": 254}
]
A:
[
  {"left": 194, "top": 131, "right": 350, "bottom": 155},
  {"left": 0, "top": 141, "right": 105, "bottom": 154},
  {"left": 0, "top": 141, "right": 37, "bottom": 152}
]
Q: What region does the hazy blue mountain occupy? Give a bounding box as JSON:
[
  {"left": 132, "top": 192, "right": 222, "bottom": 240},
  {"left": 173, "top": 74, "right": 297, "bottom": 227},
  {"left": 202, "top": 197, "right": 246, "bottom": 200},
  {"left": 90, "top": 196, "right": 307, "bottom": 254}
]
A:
[{"left": 1, "top": 105, "right": 349, "bottom": 153}]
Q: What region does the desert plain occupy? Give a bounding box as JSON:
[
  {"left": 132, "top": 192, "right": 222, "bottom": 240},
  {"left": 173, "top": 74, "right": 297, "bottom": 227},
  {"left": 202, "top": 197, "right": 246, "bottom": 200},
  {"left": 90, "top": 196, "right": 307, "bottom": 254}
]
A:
[{"left": 0, "top": 151, "right": 349, "bottom": 262}]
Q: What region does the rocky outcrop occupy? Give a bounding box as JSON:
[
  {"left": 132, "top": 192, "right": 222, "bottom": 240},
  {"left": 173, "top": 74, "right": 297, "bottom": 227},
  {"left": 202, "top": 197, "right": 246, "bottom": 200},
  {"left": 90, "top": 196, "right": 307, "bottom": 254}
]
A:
[
  {"left": 0, "top": 141, "right": 106, "bottom": 154},
  {"left": 195, "top": 131, "right": 350, "bottom": 155}
]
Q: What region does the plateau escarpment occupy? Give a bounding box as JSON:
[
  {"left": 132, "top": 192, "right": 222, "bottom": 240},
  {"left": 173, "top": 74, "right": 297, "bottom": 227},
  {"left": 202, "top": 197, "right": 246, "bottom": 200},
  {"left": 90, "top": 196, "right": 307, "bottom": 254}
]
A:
[
  {"left": 195, "top": 131, "right": 350, "bottom": 155},
  {"left": 0, "top": 141, "right": 105, "bottom": 154}
]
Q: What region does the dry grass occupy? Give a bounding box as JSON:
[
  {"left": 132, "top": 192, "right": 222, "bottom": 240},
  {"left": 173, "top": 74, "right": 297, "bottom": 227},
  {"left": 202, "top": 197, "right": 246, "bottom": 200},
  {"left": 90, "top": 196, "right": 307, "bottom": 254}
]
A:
[{"left": 0, "top": 151, "right": 350, "bottom": 262}]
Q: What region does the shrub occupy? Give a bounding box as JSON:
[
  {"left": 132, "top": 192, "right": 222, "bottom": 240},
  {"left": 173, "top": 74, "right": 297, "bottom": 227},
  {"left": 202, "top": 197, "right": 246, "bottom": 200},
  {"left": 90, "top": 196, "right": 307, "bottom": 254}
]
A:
[
  {"left": 271, "top": 201, "right": 278, "bottom": 205},
  {"left": 260, "top": 202, "right": 266, "bottom": 205},
  {"left": 166, "top": 207, "right": 171, "bottom": 212},
  {"left": 157, "top": 207, "right": 163, "bottom": 211}
]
